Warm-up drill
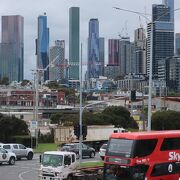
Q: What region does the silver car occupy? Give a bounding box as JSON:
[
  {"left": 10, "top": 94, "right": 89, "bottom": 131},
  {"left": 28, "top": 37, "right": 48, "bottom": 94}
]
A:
[
  {"left": 1, "top": 143, "right": 33, "bottom": 160},
  {"left": 0, "top": 147, "right": 16, "bottom": 165}
]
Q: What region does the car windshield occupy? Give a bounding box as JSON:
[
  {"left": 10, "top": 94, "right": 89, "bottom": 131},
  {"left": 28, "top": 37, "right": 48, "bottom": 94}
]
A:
[
  {"left": 106, "top": 138, "right": 134, "bottom": 158},
  {"left": 42, "top": 154, "right": 63, "bottom": 167}
]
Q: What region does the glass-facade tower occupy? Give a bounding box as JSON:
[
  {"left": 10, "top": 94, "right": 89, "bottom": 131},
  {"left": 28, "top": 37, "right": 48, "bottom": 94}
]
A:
[
  {"left": 0, "top": 15, "right": 24, "bottom": 82},
  {"left": 176, "top": 33, "right": 180, "bottom": 56},
  {"left": 147, "top": 1, "right": 174, "bottom": 77},
  {"left": 69, "top": 7, "right": 80, "bottom": 80},
  {"left": 37, "top": 13, "right": 49, "bottom": 81},
  {"left": 49, "top": 40, "right": 65, "bottom": 81},
  {"left": 88, "top": 19, "right": 104, "bottom": 78}
]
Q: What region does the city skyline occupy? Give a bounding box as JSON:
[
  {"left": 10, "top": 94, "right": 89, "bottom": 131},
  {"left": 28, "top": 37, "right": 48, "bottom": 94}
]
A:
[{"left": 0, "top": 0, "right": 180, "bottom": 80}]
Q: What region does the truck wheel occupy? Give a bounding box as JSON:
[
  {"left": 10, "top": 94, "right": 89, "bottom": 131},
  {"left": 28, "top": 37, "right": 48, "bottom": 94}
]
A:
[
  {"left": 67, "top": 175, "right": 73, "bottom": 180},
  {"left": 90, "top": 152, "right": 95, "bottom": 158},
  {"left": 9, "top": 157, "right": 15, "bottom": 165},
  {"left": 27, "top": 152, "right": 33, "bottom": 160}
]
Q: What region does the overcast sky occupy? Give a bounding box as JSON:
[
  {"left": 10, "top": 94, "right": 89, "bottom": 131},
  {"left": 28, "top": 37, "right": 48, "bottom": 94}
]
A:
[{"left": 0, "top": 0, "right": 180, "bottom": 80}]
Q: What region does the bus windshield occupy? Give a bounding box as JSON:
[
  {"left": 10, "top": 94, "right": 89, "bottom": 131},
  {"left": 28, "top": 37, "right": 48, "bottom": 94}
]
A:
[
  {"left": 42, "top": 154, "right": 63, "bottom": 167},
  {"left": 106, "top": 138, "right": 134, "bottom": 158}
]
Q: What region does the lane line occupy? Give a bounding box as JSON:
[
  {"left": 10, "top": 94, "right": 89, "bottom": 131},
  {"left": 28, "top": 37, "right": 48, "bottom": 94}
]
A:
[{"left": 18, "top": 170, "right": 34, "bottom": 180}]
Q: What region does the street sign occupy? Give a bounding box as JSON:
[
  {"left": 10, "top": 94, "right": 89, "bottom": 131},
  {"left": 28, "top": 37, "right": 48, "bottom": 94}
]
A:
[{"left": 31, "top": 120, "right": 38, "bottom": 129}]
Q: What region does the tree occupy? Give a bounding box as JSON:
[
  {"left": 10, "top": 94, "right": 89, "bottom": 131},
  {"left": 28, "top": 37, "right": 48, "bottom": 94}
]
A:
[
  {"left": 21, "top": 79, "right": 31, "bottom": 86},
  {"left": 102, "top": 106, "right": 138, "bottom": 129},
  {"left": 46, "top": 81, "right": 59, "bottom": 89},
  {"left": 152, "top": 110, "right": 180, "bottom": 130},
  {"left": 0, "top": 115, "right": 29, "bottom": 143},
  {"left": 0, "top": 77, "right": 9, "bottom": 85},
  {"left": 50, "top": 113, "right": 64, "bottom": 125}
]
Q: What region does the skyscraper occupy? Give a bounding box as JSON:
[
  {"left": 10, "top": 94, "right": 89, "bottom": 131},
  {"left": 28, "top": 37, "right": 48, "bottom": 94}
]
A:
[
  {"left": 49, "top": 40, "right": 65, "bottom": 81},
  {"left": 175, "top": 33, "right": 180, "bottom": 56},
  {"left": 88, "top": 19, "right": 104, "bottom": 79},
  {"left": 108, "top": 39, "right": 120, "bottom": 65},
  {"left": 69, "top": 7, "right": 80, "bottom": 80},
  {"left": 147, "top": 1, "right": 174, "bottom": 77},
  {"left": 163, "top": 0, "right": 174, "bottom": 22},
  {"left": 37, "top": 13, "right": 49, "bottom": 81},
  {"left": 119, "top": 37, "right": 131, "bottom": 76},
  {"left": 134, "top": 28, "right": 146, "bottom": 74},
  {"left": 88, "top": 18, "right": 100, "bottom": 79},
  {"left": 99, "top": 37, "right": 105, "bottom": 76},
  {"left": 0, "top": 15, "right": 24, "bottom": 82}
]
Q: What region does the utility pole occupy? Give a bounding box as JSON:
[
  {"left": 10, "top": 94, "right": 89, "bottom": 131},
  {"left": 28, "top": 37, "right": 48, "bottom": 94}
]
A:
[{"left": 79, "top": 43, "right": 83, "bottom": 165}]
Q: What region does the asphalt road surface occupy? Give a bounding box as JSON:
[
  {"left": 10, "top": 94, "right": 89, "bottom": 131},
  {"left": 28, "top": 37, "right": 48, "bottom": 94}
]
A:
[{"left": 0, "top": 153, "right": 101, "bottom": 180}]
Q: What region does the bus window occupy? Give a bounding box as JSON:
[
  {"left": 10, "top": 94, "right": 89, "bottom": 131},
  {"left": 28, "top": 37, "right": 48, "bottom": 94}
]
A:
[
  {"left": 151, "top": 162, "right": 177, "bottom": 177},
  {"left": 160, "top": 137, "right": 180, "bottom": 151},
  {"left": 133, "top": 139, "right": 157, "bottom": 158},
  {"left": 107, "top": 138, "right": 134, "bottom": 158}
]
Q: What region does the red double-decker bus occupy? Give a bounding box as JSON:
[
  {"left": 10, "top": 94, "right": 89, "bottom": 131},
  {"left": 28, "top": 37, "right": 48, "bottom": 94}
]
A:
[{"left": 103, "top": 130, "right": 180, "bottom": 180}]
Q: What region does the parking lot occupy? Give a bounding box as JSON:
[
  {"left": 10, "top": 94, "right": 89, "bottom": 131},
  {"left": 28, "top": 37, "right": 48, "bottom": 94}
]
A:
[{"left": 0, "top": 153, "right": 101, "bottom": 180}]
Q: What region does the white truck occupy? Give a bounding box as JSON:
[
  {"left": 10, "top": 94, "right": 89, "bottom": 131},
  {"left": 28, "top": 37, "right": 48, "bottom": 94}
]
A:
[
  {"left": 39, "top": 151, "right": 78, "bottom": 180},
  {"left": 54, "top": 125, "right": 126, "bottom": 150}
]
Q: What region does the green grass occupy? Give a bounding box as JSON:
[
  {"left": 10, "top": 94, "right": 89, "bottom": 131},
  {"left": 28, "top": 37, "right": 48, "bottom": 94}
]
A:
[
  {"left": 80, "top": 161, "right": 104, "bottom": 168},
  {"left": 34, "top": 143, "right": 58, "bottom": 153}
]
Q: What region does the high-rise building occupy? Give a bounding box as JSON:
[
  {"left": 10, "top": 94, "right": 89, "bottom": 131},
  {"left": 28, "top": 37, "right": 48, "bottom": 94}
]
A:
[
  {"left": 49, "top": 40, "right": 65, "bottom": 81},
  {"left": 108, "top": 39, "right": 120, "bottom": 65},
  {"left": 119, "top": 37, "right": 131, "bottom": 76},
  {"left": 37, "top": 13, "right": 49, "bottom": 81},
  {"left": 98, "top": 37, "right": 105, "bottom": 76},
  {"left": 0, "top": 15, "right": 24, "bottom": 82},
  {"left": 152, "top": 4, "right": 170, "bottom": 22},
  {"left": 88, "top": 18, "right": 100, "bottom": 79},
  {"left": 134, "top": 28, "right": 146, "bottom": 74},
  {"left": 69, "top": 7, "right": 80, "bottom": 80},
  {"left": 163, "top": 0, "right": 174, "bottom": 22},
  {"left": 147, "top": 1, "right": 174, "bottom": 77},
  {"left": 175, "top": 33, "right": 180, "bottom": 56}
]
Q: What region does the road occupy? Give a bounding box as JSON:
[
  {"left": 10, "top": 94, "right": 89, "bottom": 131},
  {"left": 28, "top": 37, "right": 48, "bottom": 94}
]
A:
[{"left": 0, "top": 153, "right": 102, "bottom": 180}]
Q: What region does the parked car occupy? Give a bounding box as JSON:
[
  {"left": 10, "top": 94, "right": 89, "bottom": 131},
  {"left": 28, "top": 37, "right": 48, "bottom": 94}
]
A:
[
  {"left": 99, "top": 143, "right": 107, "bottom": 160},
  {"left": 0, "top": 143, "right": 33, "bottom": 160},
  {"left": 60, "top": 143, "right": 95, "bottom": 159},
  {"left": 0, "top": 147, "right": 16, "bottom": 165}
]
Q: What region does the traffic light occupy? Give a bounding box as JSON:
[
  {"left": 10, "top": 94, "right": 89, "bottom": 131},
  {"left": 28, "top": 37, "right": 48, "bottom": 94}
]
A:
[
  {"left": 82, "top": 124, "right": 87, "bottom": 140},
  {"left": 74, "top": 124, "right": 80, "bottom": 139},
  {"left": 131, "top": 90, "right": 136, "bottom": 101}
]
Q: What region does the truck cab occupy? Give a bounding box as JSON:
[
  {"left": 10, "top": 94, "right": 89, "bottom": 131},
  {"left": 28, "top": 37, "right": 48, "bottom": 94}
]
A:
[{"left": 39, "top": 151, "right": 78, "bottom": 180}]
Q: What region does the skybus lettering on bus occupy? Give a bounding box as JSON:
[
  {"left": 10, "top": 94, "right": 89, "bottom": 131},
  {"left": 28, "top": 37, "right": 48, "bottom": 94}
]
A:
[
  {"left": 103, "top": 130, "right": 180, "bottom": 180},
  {"left": 169, "top": 152, "right": 180, "bottom": 161}
]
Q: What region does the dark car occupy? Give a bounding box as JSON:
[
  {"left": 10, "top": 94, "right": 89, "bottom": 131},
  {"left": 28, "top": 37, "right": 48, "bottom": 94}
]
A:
[{"left": 60, "top": 143, "right": 95, "bottom": 159}]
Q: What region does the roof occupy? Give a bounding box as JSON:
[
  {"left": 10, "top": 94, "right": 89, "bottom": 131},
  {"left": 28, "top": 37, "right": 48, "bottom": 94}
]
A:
[
  {"left": 110, "top": 130, "right": 180, "bottom": 140},
  {"left": 43, "top": 151, "right": 76, "bottom": 156}
]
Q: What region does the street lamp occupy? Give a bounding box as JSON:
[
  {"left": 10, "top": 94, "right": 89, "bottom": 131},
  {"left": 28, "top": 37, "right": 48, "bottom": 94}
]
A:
[{"left": 34, "top": 55, "right": 59, "bottom": 148}]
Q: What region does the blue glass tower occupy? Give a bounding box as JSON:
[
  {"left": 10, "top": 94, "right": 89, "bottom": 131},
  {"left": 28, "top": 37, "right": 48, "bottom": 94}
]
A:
[
  {"left": 88, "top": 19, "right": 100, "bottom": 79},
  {"left": 163, "top": 0, "right": 174, "bottom": 22},
  {"left": 147, "top": 1, "right": 174, "bottom": 77},
  {"left": 37, "top": 13, "right": 49, "bottom": 81}
]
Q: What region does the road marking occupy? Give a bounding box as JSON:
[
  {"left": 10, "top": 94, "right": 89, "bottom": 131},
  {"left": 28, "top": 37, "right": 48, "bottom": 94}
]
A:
[{"left": 18, "top": 170, "right": 34, "bottom": 180}]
